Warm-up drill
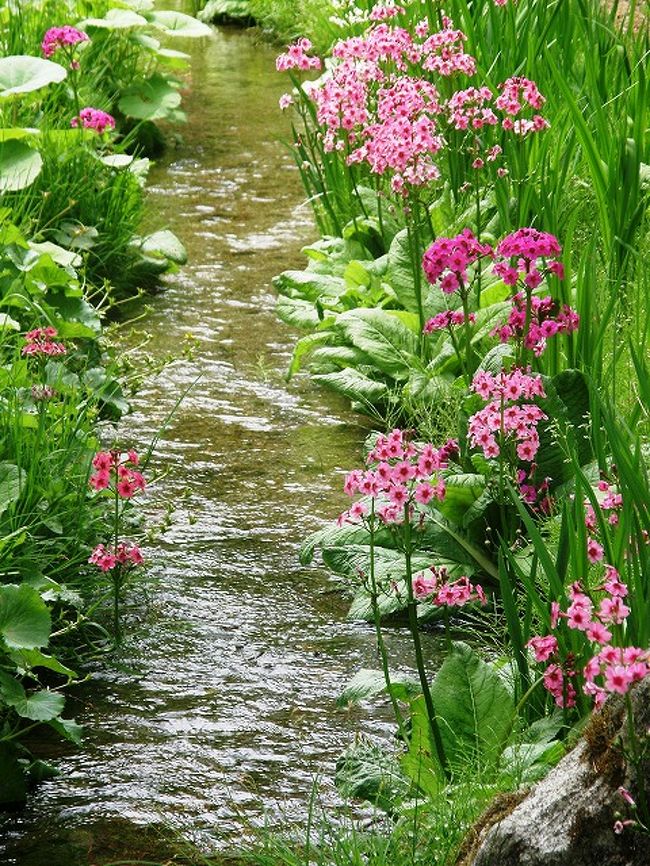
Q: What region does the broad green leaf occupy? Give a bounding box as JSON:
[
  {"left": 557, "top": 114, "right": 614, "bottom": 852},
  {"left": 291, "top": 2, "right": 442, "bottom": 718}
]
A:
[
  {"left": 199, "top": 0, "right": 252, "bottom": 21},
  {"left": 28, "top": 241, "right": 81, "bottom": 269},
  {"left": 273, "top": 269, "right": 347, "bottom": 302},
  {"left": 312, "top": 368, "right": 389, "bottom": 406},
  {"left": 48, "top": 716, "right": 83, "bottom": 744},
  {"left": 0, "top": 583, "right": 51, "bottom": 650},
  {"left": 0, "top": 313, "right": 20, "bottom": 330},
  {"left": 99, "top": 153, "right": 134, "bottom": 169},
  {"left": 536, "top": 369, "right": 592, "bottom": 487},
  {"left": 0, "top": 140, "right": 42, "bottom": 191},
  {"left": 11, "top": 688, "right": 65, "bottom": 722},
  {"left": 0, "top": 56, "right": 66, "bottom": 98},
  {"left": 276, "top": 296, "right": 325, "bottom": 330},
  {"left": 335, "top": 308, "right": 419, "bottom": 379},
  {"left": 80, "top": 9, "right": 148, "bottom": 29},
  {"left": 146, "top": 10, "right": 213, "bottom": 37},
  {"left": 431, "top": 642, "right": 514, "bottom": 767},
  {"left": 155, "top": 48, "right": 192, "bottom": 68},
  {"left": 137, "top": 229, "right": 187, "bottom": 264},
  {"left": 287, "top": 331, "right": 334, "bottom": 378},
  {"left": 337, "top": 669, "right": 419, "bottom": 706},
  {"left": 10, "top": 648, "right": 76, "bottom": 679},
  {"left": 400, "top": 693, "right": 443, "bottom": 796},
  {"left": 308, "top": 345, "right": 373, "bottom": 373},
  {"left": 386, "top": 229, "right": 420, "bottom": 314},
  {"left": 0, "top": 127, "right": 40, "bottom": 141},
  {"left": 0, "top": 462, "right": 22, "bottom": 517},
  {"left": 118, "top": 74, "right": 182, "bottom": 121},
  {"left": 335, "top": 739, "right": 410, "bottom": 812},
  {"left": 437, "top": 473, "right": 486, "bottom": 524}
]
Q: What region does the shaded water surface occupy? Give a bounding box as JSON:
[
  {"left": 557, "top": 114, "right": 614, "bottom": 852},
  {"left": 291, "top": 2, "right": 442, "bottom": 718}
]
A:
[{"left": 1, "top": 17, "right": 440, "bottom": 864}]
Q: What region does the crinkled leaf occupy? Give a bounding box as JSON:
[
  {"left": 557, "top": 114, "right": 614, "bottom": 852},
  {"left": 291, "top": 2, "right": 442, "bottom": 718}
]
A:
[
  {"left": 312, "top": 368, "right": 389, "bottom": 406},
  {"left": 337, "top": 668, "right": 419, "bottom": 706},
  {"left": 335, "top": 739, "right": 410, "bottom": 812},
  {"left": 335, "top": 308, "right": 419, "bottom": 379},
  {"left": 431, "top": 642, "right": 514, "bottom": 767}
]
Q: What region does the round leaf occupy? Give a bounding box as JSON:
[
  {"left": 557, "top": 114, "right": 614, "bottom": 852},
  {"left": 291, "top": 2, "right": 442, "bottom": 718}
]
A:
[
  {"left": 0, "top": 56, "right": 67, "bottom": 98},
  {"left": 0, "top": 139, "right": 43, "bottom": 191},
  {"left": 146, "top": 10, "right": 213, "bottom": 37},
  {"left": 118, "top": 73, "right": 181, "bottom": 121},
  {"left": 12, "top": 689, "right": 65, "bottom": 721},
  {"left": 0, "top": 583, "right": 51, "bottom": 650},
  {"left": 80, "top": 9, "right": 148, "bottom": 29}
]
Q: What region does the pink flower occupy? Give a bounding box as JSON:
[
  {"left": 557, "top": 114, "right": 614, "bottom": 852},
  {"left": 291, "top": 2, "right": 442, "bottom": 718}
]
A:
[
  {"left": 527, "top": 635, "right": 558, "bottom": 663},
  {"left": 42, "top": 26, "right": 88, "bottom": 58},
  {"left": 604, "top": 664, "right": 633, "bottom": 695},
  {"left": 586, "top": 537, "right": 604, "bottom": 563},
  {"left": 71, "top": 108, "right": 115, "bottom": 134}
]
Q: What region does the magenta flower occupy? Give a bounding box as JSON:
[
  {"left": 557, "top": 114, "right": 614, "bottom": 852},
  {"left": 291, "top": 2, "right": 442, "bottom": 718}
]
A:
[
  {"left": 276, "top": 38, "right": 321, "bottom": 71},
  {"left": 71, "top": 108, "right": 115, "bottom": 135},
  {"left": 88, "top": 450, "right": 146, "bottom": 499},
  {"left": 22, "top": 327, "right": 67, "bottom": 357},
  {"left": 41, "top": 26, "right": 89, "bottom": 58}
]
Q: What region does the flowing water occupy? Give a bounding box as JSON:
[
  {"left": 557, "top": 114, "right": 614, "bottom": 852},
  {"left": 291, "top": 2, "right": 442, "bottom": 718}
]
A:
[{"left": 1, "top": 15, "right": 440, "bottom": 864}]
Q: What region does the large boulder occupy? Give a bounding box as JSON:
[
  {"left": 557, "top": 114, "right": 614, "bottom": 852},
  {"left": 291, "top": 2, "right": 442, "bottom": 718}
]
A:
[{"left": 459, "top": 679, "right": 650, "bottom": 866}]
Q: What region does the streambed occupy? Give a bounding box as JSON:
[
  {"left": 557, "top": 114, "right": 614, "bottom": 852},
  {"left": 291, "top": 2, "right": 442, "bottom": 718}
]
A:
[{"left": 1, "top": 13, "right": 440, "bottom": 864}]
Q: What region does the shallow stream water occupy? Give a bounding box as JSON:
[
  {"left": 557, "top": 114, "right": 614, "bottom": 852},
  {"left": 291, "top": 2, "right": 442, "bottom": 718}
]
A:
[{"left": 1, "top": 13, "right": 440, "bottom": 864}]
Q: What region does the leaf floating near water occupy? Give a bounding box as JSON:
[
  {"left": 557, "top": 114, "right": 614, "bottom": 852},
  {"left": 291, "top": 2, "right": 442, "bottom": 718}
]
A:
[
  {"left": 146, "top": 10, "right": 214, "bottom": 38},
  {"left": 118, "top": 73, "right": 182, "bottom": 121}
]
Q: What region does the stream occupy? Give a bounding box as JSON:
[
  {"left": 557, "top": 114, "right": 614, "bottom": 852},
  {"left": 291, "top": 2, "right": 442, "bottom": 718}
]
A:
[{"left": 1, "top": 14, "right": 440, "bottom": 864}]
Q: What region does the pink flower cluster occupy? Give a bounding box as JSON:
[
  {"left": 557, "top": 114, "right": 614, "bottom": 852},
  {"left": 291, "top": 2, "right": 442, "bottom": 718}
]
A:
[
  {"left": 369, "top": 3, "right": 405, "bottom": 20},
  {"left": 22, "top": 327, "right": 67, "bottom": 357},
  {"left": 447, "top": 86, "right": 498, "bottom": 130},
  {"left": 89, "top": 450, "right": 146, "bottom": 499},
  {"left": 517, "top": 468, "right": 551, "bottom": 512},
  {"left": 413, "top": 566, "right": 486, "bottom": 607},
  {"left": 423, "top": 309, "right": 476, "bottom": 333},
  {"left": 468, "top": 369, "right": 547, "bottom": 461},
  {"left": 346, "top": 75, "right": 445, "bottom": 193},
  {"left": 278, "top": 13, "right": 549, "bottom": 195},
  {"left": 529, "top": 571, "right": 649, "bottom": 708},
  {"left": 41, "top": 26, "right": 88, "bottom": 58},
  {"left": 89, "top": 541, "right": 144, "bottom": 572},
  {"left": 494, "top": 227, "right": 564, "bottom": 288},
  {"left": 71, "top": 108, "right": 115, "bottom": 134},
  {"left": 275, "top": 38, "right": 322, "bottom": 71},
  {"left": 422, "top": 229, "right": 494, "bottom": 294},
  {"left": 495, "top": 76, "right": 549, "bottom": 135},
  {"left": 339, "top": 428, "right": 458, "bottom": 526},
  {"left": 585, "top": 479, "right": 624, "bottom": 529},
  {"left": 492, "top": 292, "right": 580, "bottom": 357}
]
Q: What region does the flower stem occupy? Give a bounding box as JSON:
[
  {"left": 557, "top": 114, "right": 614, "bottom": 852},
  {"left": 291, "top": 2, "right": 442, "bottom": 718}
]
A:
[{"left": 403, "top": 504, "right": 449, "bottom": 777}]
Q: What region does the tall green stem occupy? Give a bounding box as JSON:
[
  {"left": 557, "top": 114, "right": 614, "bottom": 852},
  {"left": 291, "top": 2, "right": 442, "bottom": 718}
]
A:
[
  {"left": 368, "top": 502, "right": 409, "bottom": 744},
  {"left": 403, "top": 505, "right": 449, "bottom": 777}
]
